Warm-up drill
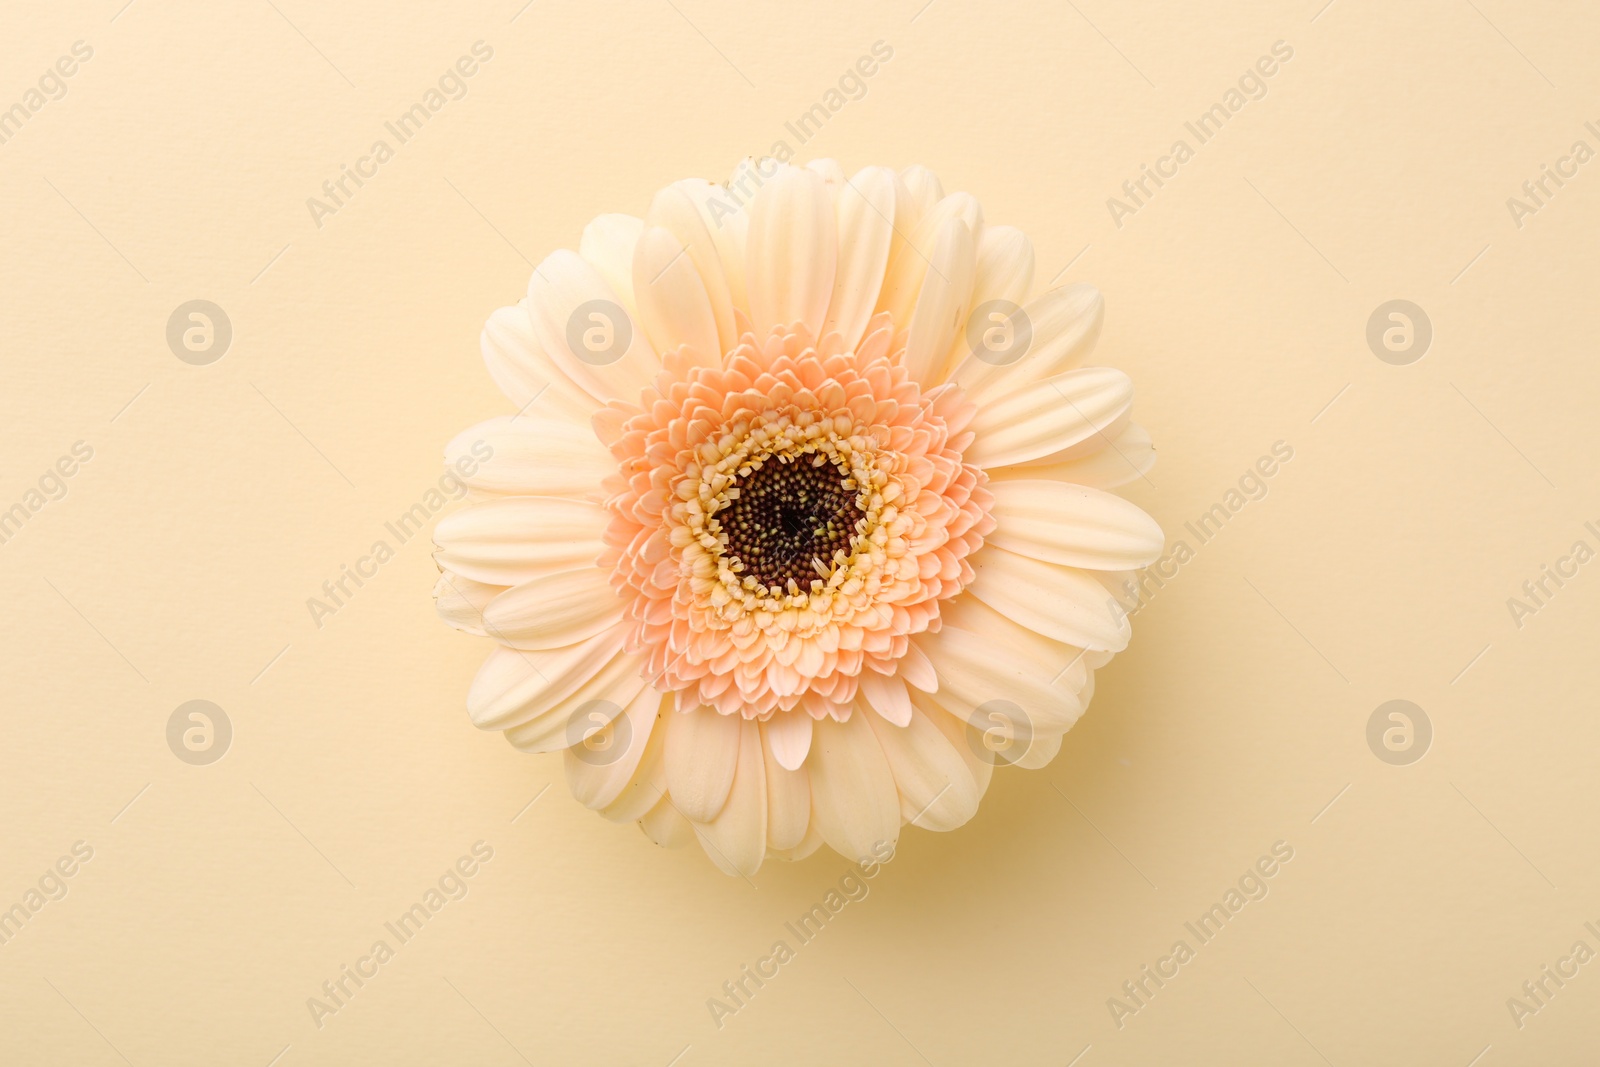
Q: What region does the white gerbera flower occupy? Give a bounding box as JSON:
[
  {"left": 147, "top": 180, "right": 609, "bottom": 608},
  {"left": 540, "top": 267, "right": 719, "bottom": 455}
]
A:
[{"left": 434, "top": 159, "right": 1162, "bottom": 874}]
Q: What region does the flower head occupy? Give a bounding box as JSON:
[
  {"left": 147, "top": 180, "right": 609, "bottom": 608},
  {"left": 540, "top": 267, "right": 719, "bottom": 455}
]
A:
[{"left": 435, "top": 160, "right": 1162, "bottom": 873}]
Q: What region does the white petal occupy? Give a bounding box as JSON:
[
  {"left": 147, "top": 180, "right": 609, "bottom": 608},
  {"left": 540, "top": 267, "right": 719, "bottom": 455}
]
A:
[
  {"left": 468, "top": 634, "right": 639, "bottom": 735},
  {"left": 632, "top": 225, "right": 721, "bottom": 367},
  {"left": 969, "top": 225, "right": 1034, "bottom": 310},
  {"left": 955, "top": 283, "right": 1103, "bottom": 403},
  {"left": 987, "top": 480, "right": 1163, "bottom": 570},
  {"left": 480, "top": 304, "right": 595, "bottom": 421},
  {"left": 990, "top": 421, "right": 1156, "bottom": 489},
  {"left": 664, "top": 704, "right": 742, "bottom": 823},
  {"left": 865, "top": 703, "right": 980, "bottom": 831},
  {"left": 760, "top": 720, "right": 812, "bottom": 851},
  {"left": 527, "top": 249, "right": 661, "bottom": 404},
  {"left": 898, "top": 165, "right": 945, "bottom": 220},
  {"left": 902, "top": 216, "right": 977, "bottom": 387},
  {"left": 768, "top": 823, "right": 825, "bottom": 862},
  {"left": 647, "top": 180, "right": 739, "bottom": 351},
  {"left": 912, "top": 616, "right": 1085, "bottom": 735},
  {"left": 822, "top": 166, "right": 896, "bottom": 351},
  {"left": 897, "top": 642, "right": 938, "bottom": 693},
  {"left": 967, "top": 545, "right": 1131, "bottom": 651},
  {"left": 915, "top": 693, "right": 995, "bottom": 804},
  {"left": 808, "top": 711, "right": 901, "bottom": 863},
  {"left": 433, "top": 496, "right": 606, "bottom": 586},
  {"left": 578, "top": 214, "right": 644, "bottom": 317},
  {"left": 433, "top": 573, "right": 502, "bottom": 636},
  {"left": 965, "top": 367, "right": 1133, "bottom": 469},
  {"left": 705, "top": 164, "right": 754, "bottom": 312},
  {"left": 445, "top": 415, "right": 612, "bottom": 498},
  {"left": 481, "top": 568, "right": 624, "bottom": 649},
  {"left": 640, "top": 794, "right": 695, "bottom": 847},
  {"left": 764, "top": 710, "right": 813, "bottom": 770},
  {"left": 565, "top": 685, "right": 664, "bottom": 811},
  {"left": 694, "top": 718, "right": 767, "bottom": 876},
  {"left": 745, "top": 165, "right": 837, "bottom": 338},
  {"left": 599, "top": 695, "right": 673, "bottom": 823},
  {"left": 877, "top": 192, "right": 981, "bottom": 328},
  {"left": 858, "top": 670, "right": 913, "bottom": 727},
  {"left": 1011, "top": 730, "right": 1062, "bottom": 770}
]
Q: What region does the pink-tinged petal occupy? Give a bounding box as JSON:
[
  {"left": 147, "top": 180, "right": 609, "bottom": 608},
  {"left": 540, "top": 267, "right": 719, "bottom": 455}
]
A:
[
  {"left": 578, "top": 214, "right": 644, "bottom": 316},
  {"left": 954, "top": 283, "right": 1103, "bottom": 402},
  {"left": 902, "top": 216, "right": 977, "bottom": 388},
  {"left": 967, "top": 545, "right": 1131, "bottom": 651},
  {"left": 694, "top": 717, "right": 767, "bottom": 876},
  {"left": 565, "top": 685, "right": 665, "bottom": 811},
  {"left": 858, "top": 670, "right": 913, "bottom": 727},
  {"left": 822, "top": 166, "right": 896, "bottom": 351},
  {"left": 745, "top": 165, "right": 837, "bottom": 338},
  {"left": 964, "top": 367, "right": 1133, "bottom": 469},
  {"left": 445, "top": 415, "right": 611, "bottom": 498},
  {"left": 664, "top": 703, "right": 742, "bottom": 822},
  {"left": 865, "top": 702, "right": 981, "bottom": 831},
  {"left": 647, "top": 180, "right": 739, "bottom": 351},
  {"left": 632, "top": 225, "right": 720, "bottom": 369},
  {"left": 482, "top": 568, "right": 624, "bottom": 649},
  {"left": 480, "top": 303, "right": 595, "bottom": 421},
  {"left": 760, "top": 719, "right": 812, "bottom": 850},
  {"left": 764, "top": 710, "right": 813, "bottom": 770},
  {"left": 433, "top": 573, "right": 503, "bottom": 637},
  {"left": 986, "top": 480, "right": 1164, "bottom": 570},
  {"left": 807, "top": 710, "right": 901, "bottom": 863},
  {"left": 433, "top": 496, "right": 605, "bottom": 587},
  {"left": 989, "top": 420, "right": 1157, "bottom": 489},
  {"left": 467, "top": 632, "right": 632, "bottom": 732},
  {"left": 527, "top": 249, "right": 661, "bottom": 405},
  {"left": 640, "top": 794, "right": 695, "bottom": 847}
]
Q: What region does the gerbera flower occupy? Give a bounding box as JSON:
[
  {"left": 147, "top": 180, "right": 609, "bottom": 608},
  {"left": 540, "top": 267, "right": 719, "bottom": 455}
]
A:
[{"left": 434, "top": 159, "right": 1161, "bottom": 874}]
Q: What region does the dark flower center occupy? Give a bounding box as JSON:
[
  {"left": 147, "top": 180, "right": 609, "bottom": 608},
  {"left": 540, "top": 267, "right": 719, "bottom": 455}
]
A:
[{"left": 714, "top": 454, "right": 865, "bottom": 592}]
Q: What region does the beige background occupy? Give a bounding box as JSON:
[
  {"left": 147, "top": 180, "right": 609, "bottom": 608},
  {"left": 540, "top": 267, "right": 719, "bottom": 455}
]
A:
[{"left": 3, "top": 0, "right": 1598, "bottom": 1063}]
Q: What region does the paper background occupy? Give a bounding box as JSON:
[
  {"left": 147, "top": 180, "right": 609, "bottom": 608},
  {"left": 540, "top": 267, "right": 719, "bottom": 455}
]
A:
[{"left": 3, "top": 0, "right": 1597, "bottom": 1063}]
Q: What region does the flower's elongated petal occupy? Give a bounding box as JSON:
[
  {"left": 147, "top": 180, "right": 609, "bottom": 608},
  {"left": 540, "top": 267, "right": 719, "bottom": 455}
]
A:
[
  {"left": 578, "top": 214, "right": 644, "bottom": 317},
  {"left": 808, "top": 710, "right": 901, "bottom": 863},
  {"left": 482, "top": 569, "right": 624, "bottom": 649},
  {"left": 965, "top": 367, "right": 1133, "bottom": 469},
  {"left": 877, "top": 191, "right": 981, "bottom": 328},
  {"left": 647, "top": 180, "right": 739, "bottom": 352},
  {"left": 967, "top": 545, "right": 1131, "bottom": 651},
  {"left": 745, "top": 165, "right": 837, "bottom": 338},
  {"left": 640, "top": 794, "right": 695, "bottom": 847},
  {"left": 764, "top": 711, "right": 813, "bottom": 770},
  {"left": 822, "top": 165, "right": 896, "bottom": 351},
  {"left": 988, "top": 421, "right": 1156, "bottom": 489},
  {"left": 467, "top": 632, "right": 630, "bottom": 732},
  {"left": 858, "top": 670, "right": 913, "bottom": 727},
  {"left": 986, "top": 480, "right": 1164, "bottom": 570},
  {"left": 480, "top": 303, "right": 595, "bottom": 421},
  {"left": 760, "top": 720, "right": 812, "bottom": 851},
  {"left": 445, "top": 416, "right": 612, "bottom": 498},
  {"left": 433, "top": 496, "right": 606, "bottom": 586},
  {"left": 433, "top": 573, "right": 503, "bottom": 637},
  {"left": 565, "top": 685, "right": 664, "bottom": 812},
  {"left": 527, "top": 249, "right": 661, "bottom": 404},
  {"left": 664, "top": 704, "right": 742, "bottom": 823},
  {"left": 633, "top": 225, "right": 721, "bottom": 368},
  {"left": 694, "top": 718, "right": 767, "bottom": 876},
  {"left": 954, "top": 283, "right": 1103, "bottom": 402},
  {"left": 902, "top": 216, "right": 977, "bottom": 388},
  {"left": 865, "top": 702, "right": 981, "bottom": 831}
]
